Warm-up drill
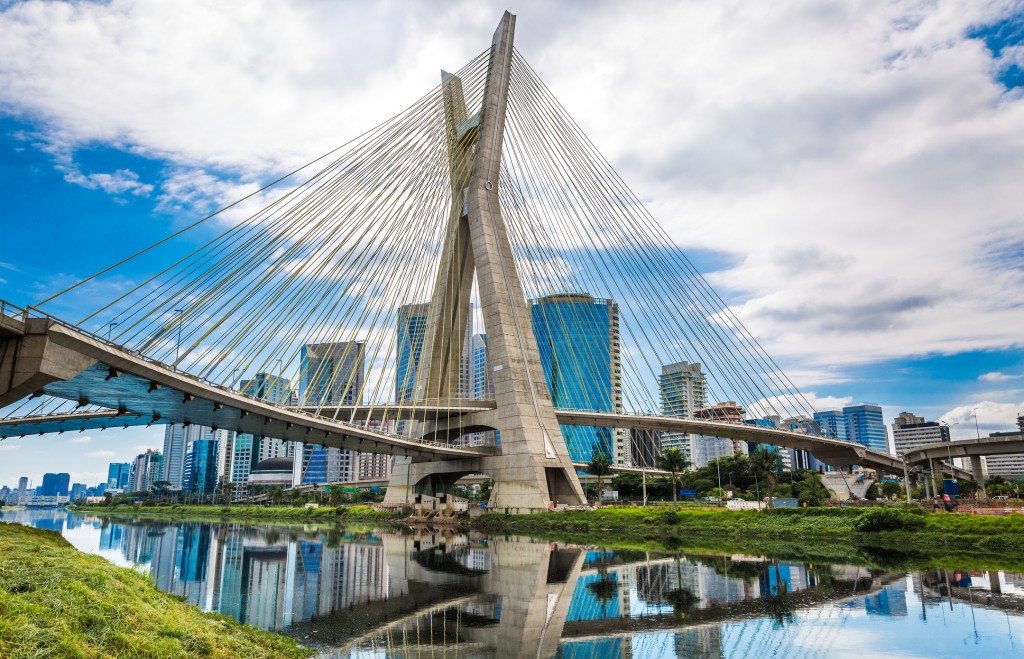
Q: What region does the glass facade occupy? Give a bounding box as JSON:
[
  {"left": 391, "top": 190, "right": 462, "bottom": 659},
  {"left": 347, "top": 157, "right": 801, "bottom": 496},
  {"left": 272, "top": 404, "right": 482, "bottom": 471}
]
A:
[
  {"left": 843, "top": 404, "right": 889, "bottom": 454},
  {"left": 183, "top": 439, "right": 219, "bottom": 495},
  {"left": 107, "top": 463, "right": 131, "bottom": 490},
  {"left": 813, "top": 410, "right": 848, "bottom": 441},
  {"left": 395, "top": 303, "right": 428, "bottom": 403},
  {"left": 531, "top": 294, "right": 620, "bottom": 464}
]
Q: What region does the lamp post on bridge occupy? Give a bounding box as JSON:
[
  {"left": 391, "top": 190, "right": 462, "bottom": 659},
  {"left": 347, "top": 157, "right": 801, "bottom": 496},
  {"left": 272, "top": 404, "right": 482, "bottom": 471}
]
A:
[{"left": 106, "top": 321, "right": 119, "bottom": 341}]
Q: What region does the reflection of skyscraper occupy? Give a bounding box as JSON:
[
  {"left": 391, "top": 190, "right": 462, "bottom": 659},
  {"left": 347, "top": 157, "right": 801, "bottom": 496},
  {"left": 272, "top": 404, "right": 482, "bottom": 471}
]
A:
[
  {"left": 674, "top": 627, "right": 724, "bottom": 659},
  {"left": 531, "top": 294, "right": 621, "bottom": 464},
  {"left": 864, "top": 581, "right": 908, "bottom": 616}
]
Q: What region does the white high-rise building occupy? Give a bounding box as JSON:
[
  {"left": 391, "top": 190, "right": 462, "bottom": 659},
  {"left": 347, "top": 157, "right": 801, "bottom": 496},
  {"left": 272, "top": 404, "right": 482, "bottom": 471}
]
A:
[
  {"left": 892, "top": 411, "right": 949, "bottom": 457},
  {"left": 659, "top": 361, "right": 707, "bottom": 466}
]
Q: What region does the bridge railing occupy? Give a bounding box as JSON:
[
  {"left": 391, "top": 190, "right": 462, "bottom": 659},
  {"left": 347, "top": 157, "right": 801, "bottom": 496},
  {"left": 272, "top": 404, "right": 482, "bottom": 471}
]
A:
[{"left": 3, "top": 298, "right": 496, "bottom": 453}]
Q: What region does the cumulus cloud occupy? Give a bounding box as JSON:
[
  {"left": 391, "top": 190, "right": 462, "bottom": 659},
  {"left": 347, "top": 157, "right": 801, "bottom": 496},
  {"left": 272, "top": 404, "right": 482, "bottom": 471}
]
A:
[
  {"left": 938, "top": 400, "right": 1024, "bottom": 438},
  {"left": 0, "top": 443, "right": 21, "bottom": 452},
  {"left": 67, "top": 435, "right": 92, "bottom": 445},
  {"left": 0, "top": 0, "right": 1021, "bottom": 376},
  {"left": 85, "top": 450, "right": 117, "bottom": 458},
  {"left": 979, "top": 371, "right": 1021, "bottom": 382}
]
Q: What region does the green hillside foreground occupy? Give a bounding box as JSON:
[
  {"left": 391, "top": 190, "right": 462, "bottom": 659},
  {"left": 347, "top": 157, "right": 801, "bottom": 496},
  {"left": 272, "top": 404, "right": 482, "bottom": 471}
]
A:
[{"left": 0, "top": 522, "right": 311, "bottom": 659}]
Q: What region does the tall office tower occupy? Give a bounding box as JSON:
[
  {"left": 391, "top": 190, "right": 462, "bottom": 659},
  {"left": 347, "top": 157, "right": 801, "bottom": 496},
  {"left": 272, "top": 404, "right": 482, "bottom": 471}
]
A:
[
  {"left": 813, "top": 410, "right": 849, "bottom": 441},
  {"left": 16, "top": 476, "right": 28, "bottom": 503},
  {"left": 630, "top": 428, "right": 661, "bottom": 468},
  {"left": 107, "top": 462, "right": 131, "bottom": 490},
  {"left": 396, "top": 303, "right": 429, "bottom": 403},
  {"left": 658, "top": 361, "right": 708, "bottom": 466},
  {"left": 162, "top": 425, "right": 230, "bottom": 488},
  {"left": 891, "top": 412, "right": 950, "bottom": 456},
  {"left": 128, "top": 450, "right": 162, "bottom": 492},
  {"left": 40, "top": 472, "right": 70, "bottom": 497},
  {"left": 843, "top": 404, "right": 889, "bottom": 454},
  {"left": 295, "top": 341, "right": 366, "bottom": 486},
  {"left": 531, "top": 294, "right": 622, "bottom": 464},
  {"left": 778, "top": 416, "right": 825, "bottom": 471},
  {"left": 230, "top": 373, "right": 293, "bottom": 488},
  {"left": 182, "top": 439, "right": 220, "bottom": 495},
  {"left": 456, "top": 333, "right": 494, "bottom": 447},
  {"left": 70, "top": 483, "right": 87, "bottom": 502}
]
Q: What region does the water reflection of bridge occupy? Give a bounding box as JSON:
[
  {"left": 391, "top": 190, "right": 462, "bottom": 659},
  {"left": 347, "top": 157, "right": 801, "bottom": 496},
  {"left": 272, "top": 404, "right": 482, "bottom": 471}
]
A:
[{"left": 58, "top": 513, "right": 941, "bottom": 656}]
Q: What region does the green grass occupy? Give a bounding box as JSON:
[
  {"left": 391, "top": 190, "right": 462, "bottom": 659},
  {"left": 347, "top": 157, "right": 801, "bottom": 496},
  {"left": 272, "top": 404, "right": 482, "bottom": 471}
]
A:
[
  {"left": 73, "top": 503, "right": 402, "bottom": 525},
  {"left": 0, "top": 522, "right": 311, "bottom": 659}
]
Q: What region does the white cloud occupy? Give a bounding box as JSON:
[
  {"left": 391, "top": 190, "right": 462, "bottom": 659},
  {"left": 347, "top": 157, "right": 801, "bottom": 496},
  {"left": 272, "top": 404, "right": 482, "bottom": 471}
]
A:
[
  {"left": 0, "top": 443, "right": 21, "bottom": 452},
  {"left": 0, "top": 0, "right": 1021, "bottom": 375},
  {"left": 63, "top": 168, "right": 153, "bottom": 197},
  {"left": 938, "top": 400, "right": 1024, "bottom": 439},
  {"left": 67, "top": 435, "right": 92, "bottom": 445},
  {"left": 978, "top": 371, "right": 1021, "bottom": 383},
  {"left": 85, "top": 450, "right": 117, "bottom": 458}
]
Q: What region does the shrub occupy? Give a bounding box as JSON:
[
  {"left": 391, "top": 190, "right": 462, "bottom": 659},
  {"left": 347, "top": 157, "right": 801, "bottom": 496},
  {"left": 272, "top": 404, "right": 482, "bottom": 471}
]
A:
[
  {"left": 854, "top": 507, "right": 925, "bottom": 533},
  {"left": 660, "top": 510, "right": 679, "bottom": 525}
]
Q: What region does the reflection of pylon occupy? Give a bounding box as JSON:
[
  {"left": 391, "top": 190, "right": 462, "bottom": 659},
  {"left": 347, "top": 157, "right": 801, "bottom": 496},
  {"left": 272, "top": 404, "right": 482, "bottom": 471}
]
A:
[{"left": 384, "top": 12, "right": 586, "bottom": 512}]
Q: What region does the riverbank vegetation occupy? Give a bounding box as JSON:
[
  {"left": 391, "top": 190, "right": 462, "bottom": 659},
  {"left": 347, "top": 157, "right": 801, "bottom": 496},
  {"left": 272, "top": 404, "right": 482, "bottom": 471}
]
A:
[
  {"left": 0, "top": 522, "right": 310, "bottom": 658},
  {"left": 475, "top": 505, "right": 1024, "bottom": 567}
]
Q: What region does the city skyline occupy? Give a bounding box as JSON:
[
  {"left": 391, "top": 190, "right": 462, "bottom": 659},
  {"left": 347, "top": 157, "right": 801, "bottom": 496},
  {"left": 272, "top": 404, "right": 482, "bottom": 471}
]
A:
[{"left": 2, "top": 1, "right": 1023, "bottom": 486}]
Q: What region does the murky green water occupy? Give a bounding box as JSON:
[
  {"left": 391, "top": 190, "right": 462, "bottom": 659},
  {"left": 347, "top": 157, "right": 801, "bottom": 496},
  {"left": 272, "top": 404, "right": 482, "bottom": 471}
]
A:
[{"left": 4, "top": 509, "right": 1022, "bottom": 657}]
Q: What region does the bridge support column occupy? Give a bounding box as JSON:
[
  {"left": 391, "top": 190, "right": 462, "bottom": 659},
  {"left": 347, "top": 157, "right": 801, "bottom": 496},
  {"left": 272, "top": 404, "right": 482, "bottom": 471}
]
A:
[
  {"left": 928, "top": 459, "right": 939, "bottom": 500},
  {"left": 970, "top": 455, "right": 987, "bottom": 500},
  {"left": 0, "top": 318, "right": 96, "bottom": 407}
]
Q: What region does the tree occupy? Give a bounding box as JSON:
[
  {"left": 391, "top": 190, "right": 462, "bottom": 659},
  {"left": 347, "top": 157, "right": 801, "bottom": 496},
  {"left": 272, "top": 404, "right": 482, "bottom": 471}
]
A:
[
  {"left": 794, "top": 471, "right": 831, "bottom": 506},
  {"left": 587, "top": 451, "right": 613, "bottom": 504},
  {"left": 611, "top": 472, "right": 644, "bottom": 498},
  {"left": 269, "top": 486, "right": 285, "bottom": 506},
  {"left": 880, "top": 481, "right": 903, "bottom": 500},
  {"left": 958, "top": 480, "right": 980, "bottom": 500},
  {"left": 656, "top": 448, "right": 689, "bottom": 509},
  {"left": 151, "top": 480, "right": 172, "bottom": 504},
  {"left": 220, "top": 481, "right": 234, "bottom": 505},
  {"left": 750, "top": 446, "right": 784, "bottom": 508}
]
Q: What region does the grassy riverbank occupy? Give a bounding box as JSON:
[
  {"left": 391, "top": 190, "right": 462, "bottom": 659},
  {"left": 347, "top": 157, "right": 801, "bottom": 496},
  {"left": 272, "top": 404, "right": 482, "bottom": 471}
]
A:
[
  {"left": 0, "top": 522, "right": 310, "bottom": 658},
  {"left": 475, "top": 506, "right": 1024, "bottom": 570},
  {"left": 73, "top": 503, "right": 402, "bottom": 524}
]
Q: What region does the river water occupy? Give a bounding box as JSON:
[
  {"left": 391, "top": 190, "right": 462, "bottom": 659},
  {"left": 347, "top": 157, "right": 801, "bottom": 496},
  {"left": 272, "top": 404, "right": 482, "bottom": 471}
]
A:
[{"left": 3, "top": 509, "right": 1023, "bottom": 658}]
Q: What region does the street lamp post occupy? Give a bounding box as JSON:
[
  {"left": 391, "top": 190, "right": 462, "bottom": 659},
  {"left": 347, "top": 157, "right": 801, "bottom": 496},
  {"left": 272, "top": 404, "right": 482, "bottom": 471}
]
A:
[
  {"left": 973, "top": 408, "right": 982, "bottom": 440},
  {"left": 107, "top": 321, "right": 119, "bottom": 341}
]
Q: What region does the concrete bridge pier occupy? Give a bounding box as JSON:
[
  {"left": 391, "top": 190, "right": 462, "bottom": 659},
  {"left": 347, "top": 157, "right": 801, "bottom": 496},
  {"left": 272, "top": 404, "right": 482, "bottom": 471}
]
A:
[{"left": 970, "top": 455, "right": 987, "bottom": 500}]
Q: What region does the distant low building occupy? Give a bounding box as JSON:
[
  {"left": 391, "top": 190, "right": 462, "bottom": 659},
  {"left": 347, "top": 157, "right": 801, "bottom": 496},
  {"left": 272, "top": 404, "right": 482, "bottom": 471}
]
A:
[{"left": 983, "top": 415, "right": 1024, "bottom": 478}]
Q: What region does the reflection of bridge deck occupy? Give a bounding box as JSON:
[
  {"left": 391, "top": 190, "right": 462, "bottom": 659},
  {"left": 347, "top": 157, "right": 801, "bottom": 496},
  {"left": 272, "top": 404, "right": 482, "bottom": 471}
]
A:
[{"left": 561, "top": 571, "right": 903, "bottom": 639}]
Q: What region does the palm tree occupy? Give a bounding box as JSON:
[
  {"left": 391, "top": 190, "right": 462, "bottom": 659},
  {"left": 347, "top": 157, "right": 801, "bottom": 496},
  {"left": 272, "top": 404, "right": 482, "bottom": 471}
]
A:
[
  {"left": 656, "top": 448, "right": 689, "bottom": 509},
  {"left": 750, "top": 446, "right": 784, "bottom": 508},
  {"left": 587, "top": 451, "right": 613, "bottom": 505}
]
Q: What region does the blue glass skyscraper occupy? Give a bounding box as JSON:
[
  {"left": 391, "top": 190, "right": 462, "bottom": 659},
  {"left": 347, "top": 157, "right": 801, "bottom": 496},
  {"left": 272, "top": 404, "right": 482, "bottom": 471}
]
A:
[
  {"left": 396, "top": 303, "right": 428, "bottom": 403},
  {"left": 843, "top": 404, "right": 889, "bottom": 454},
  {"left": 183, "top": 439, "right": 219, "bottom": 495},
  {"left": 530, "top": 294, "right": 620, "bottom": 464},
  {"left": 813, "top": 410, "right": 848, "bottom": 441}
]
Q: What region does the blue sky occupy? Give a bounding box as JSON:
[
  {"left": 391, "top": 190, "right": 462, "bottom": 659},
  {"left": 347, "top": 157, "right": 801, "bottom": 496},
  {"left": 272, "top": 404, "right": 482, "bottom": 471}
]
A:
[{"left": 1, "top": 0, "right": 1023, "bottom": 488}]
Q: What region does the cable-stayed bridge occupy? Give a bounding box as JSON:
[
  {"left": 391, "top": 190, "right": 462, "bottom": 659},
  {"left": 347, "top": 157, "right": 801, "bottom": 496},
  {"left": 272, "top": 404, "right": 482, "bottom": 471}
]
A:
[{"left": 0, "top": 13, "right": 959, "bottom": 510}]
